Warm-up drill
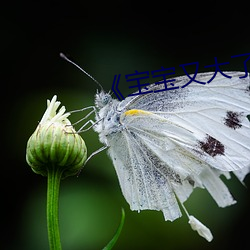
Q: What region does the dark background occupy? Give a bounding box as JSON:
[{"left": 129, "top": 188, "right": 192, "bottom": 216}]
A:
[{"left": 2, "top": 1, "right": 250, "bottom": 250}]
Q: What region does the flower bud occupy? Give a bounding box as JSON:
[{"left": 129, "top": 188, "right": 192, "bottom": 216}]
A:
[{"left": 26, "top": 95, "right": 87, "bottom": 178}]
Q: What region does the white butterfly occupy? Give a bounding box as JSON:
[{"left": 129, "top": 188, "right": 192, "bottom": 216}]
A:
[
  {"left": 62, "top": 53, "right": 250, "bottom": 242},
  {"left": 89, "top": 71, "right": 250, "bottom": 241}
]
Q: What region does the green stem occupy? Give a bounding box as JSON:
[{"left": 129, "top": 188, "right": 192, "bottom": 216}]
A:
[{"left": 47, "top": 165, "right": 63, "bottom": 250}]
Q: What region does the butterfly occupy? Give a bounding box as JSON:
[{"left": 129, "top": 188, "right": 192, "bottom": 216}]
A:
[{"left": 61, "top": 55, "right": 250, "bottom": 241}]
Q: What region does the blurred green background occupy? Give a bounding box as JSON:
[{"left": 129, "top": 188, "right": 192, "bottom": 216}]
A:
[{"left": 2, "top": 1, "right": 250, "bottom": 250}]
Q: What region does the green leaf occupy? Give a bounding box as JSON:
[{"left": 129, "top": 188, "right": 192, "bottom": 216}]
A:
[{"left": 102, "top": 208, "right": 125, "bottom": 250}]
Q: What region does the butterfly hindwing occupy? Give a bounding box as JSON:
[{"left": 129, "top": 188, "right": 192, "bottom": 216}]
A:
[{"left": 107, "top": 123, "right": 182, "bottom": 221}]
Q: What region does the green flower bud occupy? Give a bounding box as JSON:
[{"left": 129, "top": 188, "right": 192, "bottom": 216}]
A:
[{"left": 26, "top": 95, "right": 87, "bottom": 178}]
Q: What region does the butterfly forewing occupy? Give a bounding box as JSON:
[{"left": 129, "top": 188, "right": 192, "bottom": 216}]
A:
[{"left": 118, "top": 72, "right": 250, "bottom": 173}]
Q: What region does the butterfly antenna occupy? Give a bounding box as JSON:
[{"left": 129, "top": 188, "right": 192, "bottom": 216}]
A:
[{"left": 60, "top": 53, "right": 104, "bottom": 91}]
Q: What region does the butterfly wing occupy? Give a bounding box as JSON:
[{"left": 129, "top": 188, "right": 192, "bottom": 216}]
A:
[
  {"left": 106, "top": 71, "right": 249, "bottom": 221},
  {"left": 107, "top": 125, "right": 182, "bottom": 221},
  {"left": 118, "top": 71, "right": 250, "bottom": 173}
]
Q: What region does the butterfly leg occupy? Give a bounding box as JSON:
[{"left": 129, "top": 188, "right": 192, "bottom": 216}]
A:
[
  {"left": 77, "top": 145, "right": 108, "bottom": 176},
  {"left": 70, "top": 106, "right": 96, "bottom": 126},
  {"left": 77, "top": 118, "right": 105, "bottom": 133},
  {"left": 68, "top": 106, "right": 100, "bottom": 132},
  {"left": 85, "top": 145, "right": 108, "bottom": 165}
]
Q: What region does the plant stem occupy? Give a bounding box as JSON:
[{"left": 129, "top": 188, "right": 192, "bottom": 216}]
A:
[{"left": 47, "top": 165, "right": 63, "bottom": 250}]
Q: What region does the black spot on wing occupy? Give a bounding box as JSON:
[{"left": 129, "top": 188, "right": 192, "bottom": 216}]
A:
[
  {"left": 199, "top": 135, "right": 225, "bottom": 157},
  {"left": 186, "top": 177, "right": 195, "bottom": 186},
  {"left": 224, "top": 111, "right": 243, "bottom": 130}
]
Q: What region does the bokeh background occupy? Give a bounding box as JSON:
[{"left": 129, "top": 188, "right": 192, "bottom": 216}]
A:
[{"left": 2, "top": 1, "right": 250, "bottom": 250}]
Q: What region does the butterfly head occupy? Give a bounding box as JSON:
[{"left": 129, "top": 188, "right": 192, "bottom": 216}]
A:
[{"left": 95, "top": 90, "right": 113, "bottom": 109}]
